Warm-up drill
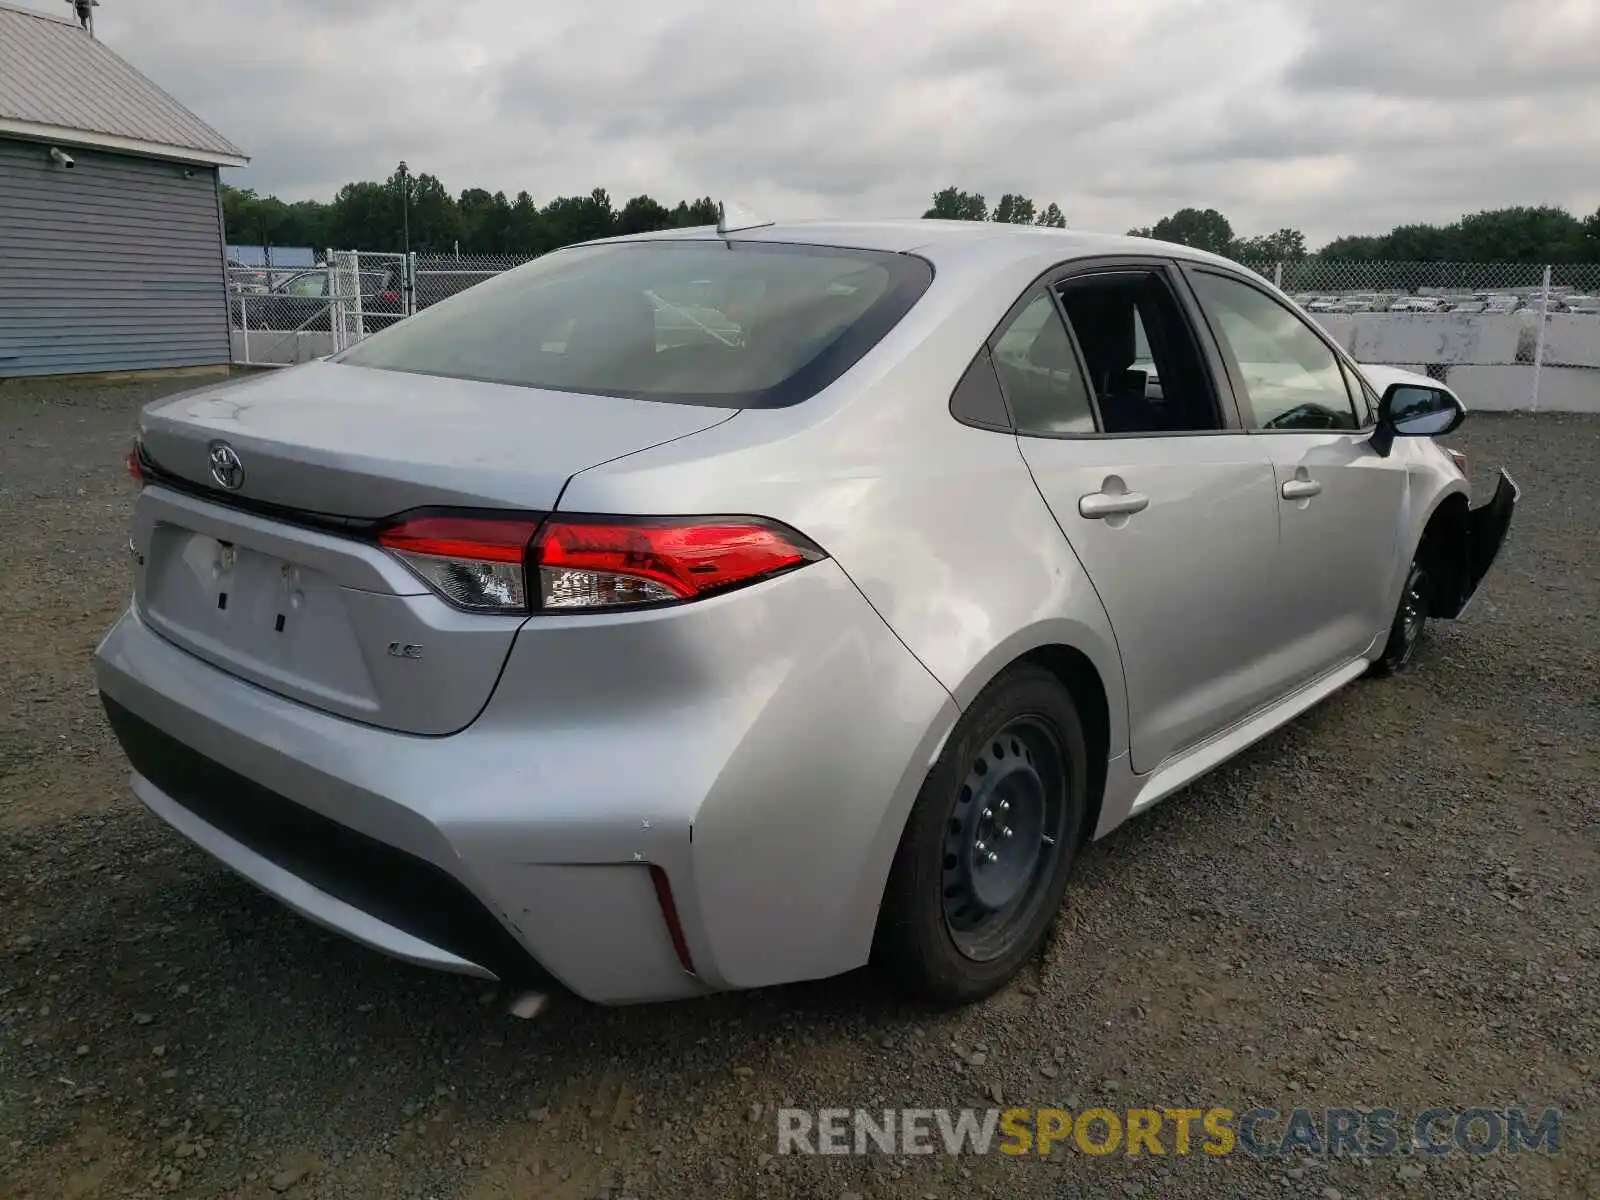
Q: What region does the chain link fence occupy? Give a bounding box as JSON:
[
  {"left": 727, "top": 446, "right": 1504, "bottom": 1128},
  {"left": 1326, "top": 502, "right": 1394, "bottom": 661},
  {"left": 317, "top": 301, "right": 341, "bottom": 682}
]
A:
[
  {"left": 228, "top": 250, "right": 410, "bottom": 366},
  {"left": 1238, "top": 260, "right": 1600, "bottom": 314},
  {"left": 413, "top": 253, "right": 533, "bottom": 311}
]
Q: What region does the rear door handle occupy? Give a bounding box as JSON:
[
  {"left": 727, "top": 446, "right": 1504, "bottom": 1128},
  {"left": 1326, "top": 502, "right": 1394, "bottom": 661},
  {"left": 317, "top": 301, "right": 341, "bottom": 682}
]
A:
[
  {"left": 1079, "top": 491, "right": 1150, "bottom": 519},
  {"left": 1281, "top": 478, "right": 1323, "bottom": 500}
]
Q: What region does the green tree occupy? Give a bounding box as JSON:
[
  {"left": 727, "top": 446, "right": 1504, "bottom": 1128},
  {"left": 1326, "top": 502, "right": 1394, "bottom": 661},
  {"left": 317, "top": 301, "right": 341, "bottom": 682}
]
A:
[
  {"left": 992, "top": 193, "right": 1036, "bottom": 224},
  {"left": 1452, "top": 206, "right": 1585, "bottom": 262},
  {"left": 541, "top": 188, "right": 614, "bottom": 246},
  {"left": 924, "top": 187, "right": 988, "bottom": 221},
  {"left": 220, "top": 186, "right": 331, "bottom": 254},
  {"left": 1317, "top": 206, "right": 1596, "bottom": 262},
  {"left": 615, "top": 194, "right": 673, "bottom": 236},
  {"left": 404, "top": 171, "right": 460, "bottom": 252},
  {"left": 1035, "top": 203, "right": 1067, "bottom": 229},
  {"left": 1584, "top": 206, "right": 1600, "bottom": 254},
  {"left": 458, "top": 188, "right": 514, "bottom": 253},
  {"left": 1230, "top": 228, "right": 1307, "bottom": 262},
  {"left": 1319, "top": 233, "right": 1385, "bottom": 260},
  {"left": 1144, "top": 208, "right": 1236, "bottom": 255},
  {"left": 669, "top": 197, "right": 720, "bottom": 227},
  {"left": 507, "top": 190, "right": 547, "bottom": 254}
]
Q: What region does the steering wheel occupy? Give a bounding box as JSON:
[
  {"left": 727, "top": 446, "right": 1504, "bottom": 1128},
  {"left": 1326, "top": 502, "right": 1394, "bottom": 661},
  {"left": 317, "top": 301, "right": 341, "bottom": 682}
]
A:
[{"left": 1262, "top": 403, "right": 1345, "bottom": 431}]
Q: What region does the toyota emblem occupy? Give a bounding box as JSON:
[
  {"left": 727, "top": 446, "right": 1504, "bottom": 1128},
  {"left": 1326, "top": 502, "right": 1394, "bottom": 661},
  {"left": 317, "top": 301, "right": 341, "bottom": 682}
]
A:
[{"left": 207, "top": 440, "right": 244, "bottom": 491}]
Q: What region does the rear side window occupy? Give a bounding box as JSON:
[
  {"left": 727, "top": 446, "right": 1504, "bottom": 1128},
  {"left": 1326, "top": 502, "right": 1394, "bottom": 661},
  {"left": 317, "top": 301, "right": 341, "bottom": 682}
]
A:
[
  {"left": 336, "top": 241, "right": 933, "bottom": 408},
  {"left": 989, "top": 292, "right": 1097, "bottom": 435}
]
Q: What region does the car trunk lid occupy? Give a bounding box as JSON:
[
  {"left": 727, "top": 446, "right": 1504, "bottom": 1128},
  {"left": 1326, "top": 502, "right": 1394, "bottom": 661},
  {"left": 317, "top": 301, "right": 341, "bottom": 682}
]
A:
[
  {"left": 131, "top": 362, "right": 735, "bottom": 733},
  {"left": 138, "top": 360, "right": 734, "bottom": 516}
]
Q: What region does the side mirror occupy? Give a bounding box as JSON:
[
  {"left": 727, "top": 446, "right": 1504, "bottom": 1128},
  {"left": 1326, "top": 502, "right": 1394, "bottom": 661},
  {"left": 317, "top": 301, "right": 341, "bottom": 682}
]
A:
[{"left": 1371, "top": 382, "right": 1466, "bottom": 457}]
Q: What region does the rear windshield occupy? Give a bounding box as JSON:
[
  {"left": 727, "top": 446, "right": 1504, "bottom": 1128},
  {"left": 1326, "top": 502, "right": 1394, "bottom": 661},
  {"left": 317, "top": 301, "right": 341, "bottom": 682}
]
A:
[{"left": 335, "top": 240, "right": 933, "bottom": 407}]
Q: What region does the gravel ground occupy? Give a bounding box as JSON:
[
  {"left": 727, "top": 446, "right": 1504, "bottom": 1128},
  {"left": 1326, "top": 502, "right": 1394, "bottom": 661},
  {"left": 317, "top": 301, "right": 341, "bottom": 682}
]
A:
[{"left": 1, "top": 375, "right": 1595, "bottom": 1200}]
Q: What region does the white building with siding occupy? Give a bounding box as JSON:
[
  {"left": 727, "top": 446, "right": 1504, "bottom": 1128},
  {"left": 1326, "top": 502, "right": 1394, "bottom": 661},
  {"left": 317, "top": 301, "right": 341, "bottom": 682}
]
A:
[{"left": 0, "top": 1, "right": 247, "bottom": 377}]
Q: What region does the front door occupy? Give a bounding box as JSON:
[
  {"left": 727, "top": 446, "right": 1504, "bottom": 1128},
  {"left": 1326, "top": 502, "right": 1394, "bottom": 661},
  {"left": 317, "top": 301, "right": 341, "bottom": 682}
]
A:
[{"left": 1184, "top": 268, "right": 1408, "bottom": 682}]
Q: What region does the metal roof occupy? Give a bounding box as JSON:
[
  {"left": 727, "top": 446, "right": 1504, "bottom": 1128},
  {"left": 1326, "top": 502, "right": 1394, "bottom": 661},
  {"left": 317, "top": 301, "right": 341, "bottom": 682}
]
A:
[
  {"left": 0, "top": 1, "right": 246, "bottom": 166},
  {"left": 597, "top": 218, "right": 1236, "bottom": 271}
]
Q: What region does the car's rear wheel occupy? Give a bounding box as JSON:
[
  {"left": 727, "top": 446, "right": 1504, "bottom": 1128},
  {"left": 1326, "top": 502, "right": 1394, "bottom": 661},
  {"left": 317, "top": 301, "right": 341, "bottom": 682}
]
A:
[
  {"left": 875, "top": 665, "right": 1086, "bottom": 1004},
  {"left": 1374, "top": 558, "right": 1430, "bottom": 674}
]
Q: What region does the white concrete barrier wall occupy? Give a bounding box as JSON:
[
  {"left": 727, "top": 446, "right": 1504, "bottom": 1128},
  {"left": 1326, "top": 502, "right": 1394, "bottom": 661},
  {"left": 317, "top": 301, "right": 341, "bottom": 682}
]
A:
[
  {"left": 1310, "top": 312, "right": 1599, "bottom": 413},
  {"left": 230, "top": 330, "right": 336, "bottom": 365}
]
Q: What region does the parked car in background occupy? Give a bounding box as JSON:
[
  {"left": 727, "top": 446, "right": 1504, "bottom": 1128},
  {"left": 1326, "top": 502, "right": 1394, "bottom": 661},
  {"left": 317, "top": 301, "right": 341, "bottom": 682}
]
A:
[
  {"left": 101, "top": 222, "right": 1516, "bottom": 1007},
  {"left": 230, "top": 268, "right": 397, "bottom": 332},
  {"left": 1389, "top": 296, "right": 1448, "bottom": 313}
]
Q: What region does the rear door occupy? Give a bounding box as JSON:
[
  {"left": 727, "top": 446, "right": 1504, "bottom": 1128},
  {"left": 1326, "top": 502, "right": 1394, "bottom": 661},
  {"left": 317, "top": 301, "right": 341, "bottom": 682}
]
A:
[
  {"left": 1005, "top": 260, "right": 1288, "bottom": 773},
  {"left": 1182, "top": 267, "right": 1407, "bottom": 683}
]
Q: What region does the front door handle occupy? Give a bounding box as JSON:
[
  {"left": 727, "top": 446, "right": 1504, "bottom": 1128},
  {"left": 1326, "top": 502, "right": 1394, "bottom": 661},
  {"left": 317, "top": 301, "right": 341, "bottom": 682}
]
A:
[
  {"left": 1281, "top": 478, "right": 1323, "bottom": 500},
  {"left": 1079, "top": 490, "right": 1150, "bottom": 519}
]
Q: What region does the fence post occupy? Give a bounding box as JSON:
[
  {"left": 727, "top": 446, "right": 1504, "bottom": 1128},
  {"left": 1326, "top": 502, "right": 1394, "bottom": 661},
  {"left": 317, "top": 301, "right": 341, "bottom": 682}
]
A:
[
  {"left": 1529, "top": 263, "right": 1551, "bottom": 412},
  {"left": 1273, "top": 262, "right": 1283, "bottom": 289},
  {"left": 406, "top": 251, "right": 418, "bottom": 317},
  {"left": 240, "top": 289, "right": 250, "bottom": 365}
]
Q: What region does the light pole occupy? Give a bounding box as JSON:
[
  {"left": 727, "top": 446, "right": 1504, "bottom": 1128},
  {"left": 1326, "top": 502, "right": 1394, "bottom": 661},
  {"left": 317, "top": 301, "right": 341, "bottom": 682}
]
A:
[
  {"left": 392, "top": 160, "right": 409, "bottom": 256},
  {"left": 392, "top": 162, "right": 409, "bottom": 316},
  {"left": 397, "top": 160, "right": 411, "bottom": 256}
]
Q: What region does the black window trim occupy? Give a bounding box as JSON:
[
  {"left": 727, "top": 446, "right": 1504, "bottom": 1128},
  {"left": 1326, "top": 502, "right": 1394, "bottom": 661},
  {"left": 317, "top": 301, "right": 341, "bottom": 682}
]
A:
[
  {"left": 1177, "top": 263, "right": 1372, "bottom": 435},
  {"left": 960, "top": 254, "right": 1248, "bottom": 441}
]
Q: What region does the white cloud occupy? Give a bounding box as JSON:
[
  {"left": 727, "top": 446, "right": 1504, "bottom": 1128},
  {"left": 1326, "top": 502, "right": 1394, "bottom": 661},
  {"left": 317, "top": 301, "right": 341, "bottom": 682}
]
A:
[{"left": 14, "top": 0, "right": 1599, "bottom": 244}]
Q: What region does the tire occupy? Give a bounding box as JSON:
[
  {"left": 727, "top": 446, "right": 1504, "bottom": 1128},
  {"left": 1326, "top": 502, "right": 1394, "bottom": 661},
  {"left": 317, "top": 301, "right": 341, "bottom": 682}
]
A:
[
  {"left": 1373, "top": 558, "right": 1430, "bottom": 675},
  {"left": 874, "top": 664, "right": 1087, "bottom": 1005}
]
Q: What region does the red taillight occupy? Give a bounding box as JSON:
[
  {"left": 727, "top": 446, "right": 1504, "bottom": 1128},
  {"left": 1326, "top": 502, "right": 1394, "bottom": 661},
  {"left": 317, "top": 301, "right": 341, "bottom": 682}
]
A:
[
  {"left": 533, "top": 516, "right": 823, "bottom": 610},
  {"left": 375, "top": 511, "right": 823, "bottom": 614},
  {"left": 380, "top": 290, "right": 399, "bottom": 303},
  {"left": 125, "top": 443, "right": 144, "bottom": 485},
  {"left": 378, "top": 515, "right": 537, "bottom": 563}
]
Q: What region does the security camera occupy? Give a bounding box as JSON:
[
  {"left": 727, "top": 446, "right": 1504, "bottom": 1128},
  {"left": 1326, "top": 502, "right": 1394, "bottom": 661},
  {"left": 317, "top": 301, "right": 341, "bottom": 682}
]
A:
[{"left": 49, "top": 147, "right": 75, "bottom": 168}]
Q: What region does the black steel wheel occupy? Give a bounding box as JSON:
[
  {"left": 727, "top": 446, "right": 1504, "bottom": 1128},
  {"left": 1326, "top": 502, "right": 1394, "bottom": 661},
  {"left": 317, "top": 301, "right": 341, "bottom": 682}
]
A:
[
  {"left": 1374, "top": 558, "right": 1430, "bottom": 674},
  {"left": 941, "top": 716, "right": 1070, "bottom": 962},
  {"left": 875, "top": 664, "right": 1087, "bottom": 1004}
]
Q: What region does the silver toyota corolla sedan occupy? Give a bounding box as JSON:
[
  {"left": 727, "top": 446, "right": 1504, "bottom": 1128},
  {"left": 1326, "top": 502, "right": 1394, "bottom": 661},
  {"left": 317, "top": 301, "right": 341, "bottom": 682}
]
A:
[{"left": 96, "top": 219, "right": 1516, "bottom": 1006}]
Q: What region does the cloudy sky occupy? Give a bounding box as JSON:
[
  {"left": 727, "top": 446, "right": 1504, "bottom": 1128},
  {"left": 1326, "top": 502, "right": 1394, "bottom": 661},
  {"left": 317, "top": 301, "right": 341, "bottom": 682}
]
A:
[{"left": 19, "top": 0, "right": 1600, "bottom": 245}]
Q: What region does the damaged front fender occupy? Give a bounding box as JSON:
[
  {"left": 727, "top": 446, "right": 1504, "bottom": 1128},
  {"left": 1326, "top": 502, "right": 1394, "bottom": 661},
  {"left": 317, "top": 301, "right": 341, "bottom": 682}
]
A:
[{"left": 1432, "top": 468, "right": 1519, "bottom": 619}]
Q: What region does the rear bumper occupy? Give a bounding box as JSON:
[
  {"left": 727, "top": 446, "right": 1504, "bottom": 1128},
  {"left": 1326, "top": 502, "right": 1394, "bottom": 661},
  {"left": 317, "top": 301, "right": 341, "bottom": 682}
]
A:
[
  {"left": 103, "top": 696, "right": 531, "bottom": 982},
  {"left": 94, "top": 559, "right": 956, "bottom": 1004},
  {"left": 1438, "top": 468, "right": 1519, "bottom": 619}
]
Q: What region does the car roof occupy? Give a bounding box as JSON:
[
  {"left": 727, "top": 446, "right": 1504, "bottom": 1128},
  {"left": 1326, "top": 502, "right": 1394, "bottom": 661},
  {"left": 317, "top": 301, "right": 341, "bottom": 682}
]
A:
[{"left": 589, "top": 219, "right": 1238, "bottom": 273}]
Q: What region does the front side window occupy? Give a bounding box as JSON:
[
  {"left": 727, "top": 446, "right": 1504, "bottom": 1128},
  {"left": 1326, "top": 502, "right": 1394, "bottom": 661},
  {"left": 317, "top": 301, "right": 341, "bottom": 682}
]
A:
[
  {"left": 1340, "top": 359, "right": 1379, "bottom": 426},
  {"left": 336, "top": 240, "right": 932, "bottom": 408},
  {"left": 1190, "top": 272, "right": 1359, "bottom": 431}
]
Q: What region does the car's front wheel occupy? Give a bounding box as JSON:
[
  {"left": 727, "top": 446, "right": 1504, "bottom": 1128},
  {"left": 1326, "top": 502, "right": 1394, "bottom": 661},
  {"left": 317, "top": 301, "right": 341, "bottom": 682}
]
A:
[
  {"left": 1374, "top": 558, "right": 1431, "bottom": 674},
  {"left": 875, "top": 665, "right": 1087, "bottom": 1004}
]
